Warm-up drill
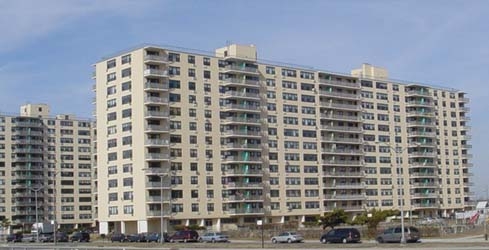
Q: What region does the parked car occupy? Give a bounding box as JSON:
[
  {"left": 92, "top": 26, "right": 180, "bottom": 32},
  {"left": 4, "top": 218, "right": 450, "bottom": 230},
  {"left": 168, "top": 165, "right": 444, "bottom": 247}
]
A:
[
  {"left": 320, "top": 227, "right": 361, "bottom": 243},
  {"left": 146, "top": 232, "right": 169, "bottom": 242},
  {"left": 271, "top": 231, "right": 304, "bottom": 243},
  {"left": 70, "top": 231, "right": 90, "bottom": 242},
  {"left": 7, "top": 233, "right": 22, "bottom": 242},
  {"left": 110, "top": 233, "right": 127, "bottom": 242},
  {"left": 21, "top": 234, "right": 36, "bottom": 243},
  {"left": 127, "top": 233, "right": 147, "bottom": 242},
  {"left": 376, "top": 226, "right": 420, "bottom": 243},
  {"left": 168, "top": 230, "right": 199, "bottom": 243},
  {"left": 199, "top": 232, "right": 230, "bottom": 243},
  {"left": 55, "top": 232, "right": 69, "bottom": 242},
  {"left": 39, "top": 233, "right": 53, "bottom": 242}
]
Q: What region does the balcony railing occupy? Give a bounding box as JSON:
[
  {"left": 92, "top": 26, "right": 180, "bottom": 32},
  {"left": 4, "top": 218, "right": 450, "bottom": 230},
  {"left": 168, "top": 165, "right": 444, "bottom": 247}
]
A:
[
  {"left": 221, "top": 156, "right": 262, "bottom": 163},
  {"left": 318, "top": 78, "right": 360, "bottom": 88},
  {"left": 145, "top": 139, "right": 170, "bottom": 146},
  {"left": 224, "top": 65, "right": 259, "bottom": 74},
  {"left": 323, "top": 194, "right": 366, "bottom": 200},
  {"left": 318, "top": 90, "right": 360, "bottom": 99},
  {"left": 224, "top": 195, "right": 263, "bottom": 201},
  {"left": 222, "top": 143, "right": 262, "bottom": 149},
  {"left": 222, "top": 78, "right": 260, "bottom": 86},
  {"left": 323, "top": 183, "right": 365, "bottom": 189},
  {"left": 221, "top": 117, "right": 261, "bottom": 124},
  {"left": 222, "top": 91, "right": 260, "bottom": 99},
  {"left": 224, "top": 207, "right": 264, "bottom": 215},
  {"left": 320, "top": 102, "right": 360, "bottom": 110},
  {"left": 146, "top": 181, "right": 172, "bottom": 188},
  {"left": 144, "top": 111, "right": 169, "bottom": 118},
  {"left": 321, "top": 148, "right": 363, "bottom": 154},
  {"left": 222, "top": 168, "right": 263, "bottom": 175},
  {"left": 408, "top": 131, "right": 436, "bottom": 137},
  {"left": 144, "top": 82, "right": 169, "bottom": 90},
  {"left": 145, "top": 125, "right": 169, "bottom": 131},
  {"left": 222, "top": 130, "right": 261, "bottom": 137},
  {"left": 146, "top": 153, "right": 170, "bottom": 160},
  {"left": 321, "top": 160, "right": 363, "bottom": 166},
  {"left": 320, "top": 137, "right": 363, "bottom": 143},
  {"left": 144, "top": 96, "right": 169, "bottom": 103},
  {"left": 322, "top": 171, "right": 365, "bottom": 177},
  {"left": 406, "top": 90, "right": 431, "bottom": 96},
  {"left": 144, "top": 55, "right": 169, "bottom": 63},
  {"left": 144, "top": 69, "right": 168, "bottom": 77},
  {"left": 320, "top": 125, "right": 362, "bottom": 132},
  {"left": 221, "top": 103, "right": 261, "bottom": 111},
  {"left": 224, "top": 182, "right": 262, "bottom": 188},
  {"left": 320, "top": 113, "right": 361, "bottom": 121}
]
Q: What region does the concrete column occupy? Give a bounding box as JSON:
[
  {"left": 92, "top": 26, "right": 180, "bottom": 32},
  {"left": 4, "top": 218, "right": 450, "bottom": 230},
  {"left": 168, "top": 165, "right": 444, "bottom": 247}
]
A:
[
  {"left": 99, "top": 221, "right": 109, "bottom": 235},
  {"left": 138, "top": 220, "right": 148, "bottom": 233}
]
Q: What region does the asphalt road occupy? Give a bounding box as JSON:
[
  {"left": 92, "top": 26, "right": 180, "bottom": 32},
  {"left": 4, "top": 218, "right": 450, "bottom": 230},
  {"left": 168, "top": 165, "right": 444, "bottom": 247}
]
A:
[{"left": 1, "top": 235, "right": 489, "bottom": 250}]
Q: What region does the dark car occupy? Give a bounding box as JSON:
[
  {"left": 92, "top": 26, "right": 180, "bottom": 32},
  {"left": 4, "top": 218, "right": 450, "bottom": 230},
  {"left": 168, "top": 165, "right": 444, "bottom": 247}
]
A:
[
  {"left": 39, "top": 233, "right": 54, "bottom": 242},
  {"left": 7, "top": 233, "right": 22, "bottom": 242},
  {"left": 376, "top": 226, "right": 420, "bottom": 243},
  {"left": 55, "top": 232, "right": 69, "bottom": 242},
  {"left": 110, "top": 233, "right": 127, "bottom": 242},
  {"left": 146, "top": 232, "right": 169, "bottom": 242},
  {"left": 127, "top": 233, "right": 147, "bottom": 242},
  {"left": 169, "top": 230, "right": 199, "bottom": 243},
  {"left": 70, "top": 231, "right": 90, "bottom": 242},
  {"left": 320, "top": 228, "right": 361, "bottom": 244}
]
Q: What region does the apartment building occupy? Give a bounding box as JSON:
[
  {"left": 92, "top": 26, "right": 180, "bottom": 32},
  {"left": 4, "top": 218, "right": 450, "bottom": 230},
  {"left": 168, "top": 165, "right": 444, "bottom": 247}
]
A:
[
  {"left": 0, "top": 104, "right": 94, "bottom": 231},
  {"left": 93, "top": 44, "right": 472, "bottom": 234}
]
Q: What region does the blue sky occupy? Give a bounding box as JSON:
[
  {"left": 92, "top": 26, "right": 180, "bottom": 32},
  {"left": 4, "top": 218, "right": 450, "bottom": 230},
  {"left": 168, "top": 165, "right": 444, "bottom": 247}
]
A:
[{"left": 1, "top": 0, "right": 488, "bottom": 198}]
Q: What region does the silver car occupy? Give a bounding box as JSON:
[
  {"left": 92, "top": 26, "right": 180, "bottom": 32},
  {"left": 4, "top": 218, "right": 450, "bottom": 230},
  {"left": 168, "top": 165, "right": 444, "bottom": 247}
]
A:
[
  {"left": 376, "top": 226, "right": 421, "bottom": 243},
  {"left": 271, "top": 231, "right": 304, "bottom": 243},
  {"left": 199, "top": 232, "right": 229, "bottom": 243}
]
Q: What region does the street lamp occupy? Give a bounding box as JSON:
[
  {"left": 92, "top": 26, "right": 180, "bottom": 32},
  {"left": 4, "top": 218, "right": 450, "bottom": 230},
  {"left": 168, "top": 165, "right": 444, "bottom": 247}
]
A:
[
  {"left": 143, "top": 168, "right": 171, "bottom": 243},
  {"left": 376, "top": 138, "right": 417, "bottom": 245},
  {"left": 28, "top": 186, "right": 43, "bottom": 243}
]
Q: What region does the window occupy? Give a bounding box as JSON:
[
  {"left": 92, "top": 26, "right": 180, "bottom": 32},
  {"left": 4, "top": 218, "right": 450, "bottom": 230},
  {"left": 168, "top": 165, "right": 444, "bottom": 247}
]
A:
[
  {"left": 107, "top": 98, "right": 116, "bottom": 108},
  {"left": 107, "top": 72, "right": 116, "bottom": 82},
  {"left": 266, "top": 66, "right": 275, "bottom": 74},
  {"left": 122, "top": 95, "right": 131, "bottom": 104},
  {"left": 188, "top": 69, "right": 196, "bottom": 78},
  {"left": 203, "top": 57, "right": 211, "bottom": 66},
  {"left": 107, "top": 59, "right": 116, "bottom": 69},
  {"left": 188, "top": 55, "right": 195, "bottom": 64},
  {"left": 107, "top": 86, "right": 116, "bottom": 95},
  {"left": 121, "top": 68, "right": 131, "bottom": 78},
  {"left": 168, "top": 53, "right": 180, "bottom": 62},
  {"left": 203, "top": 70, "right": 211, "bottom": 79},
  {"left": 121, "top": 54, "right": 131, "bottom": 64},
  {"left": 107, "top": 112, "right": 117, "bottom": 121},
  {"left": 122, "top": 108, "right": 131, "bottom": 118}
]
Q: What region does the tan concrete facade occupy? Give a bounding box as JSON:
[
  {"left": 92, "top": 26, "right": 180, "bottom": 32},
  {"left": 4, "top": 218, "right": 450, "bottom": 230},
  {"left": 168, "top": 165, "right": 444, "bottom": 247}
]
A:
[
  {"left": 0, "top": 104, "right": 94, "bottom": 232},
  {"left": 93, "top": 44, "right": 472, "bottom": 234}
]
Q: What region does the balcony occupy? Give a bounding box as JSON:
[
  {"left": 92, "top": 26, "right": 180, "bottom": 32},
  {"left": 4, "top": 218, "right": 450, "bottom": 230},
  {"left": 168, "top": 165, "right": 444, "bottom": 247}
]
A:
[
  {"left": 321, "top": 160, "right": 363, "bottom": 166},
  {"left": 320, "top": 137, "right": 363, "bottom": 144},
  {"left": 323, "top": 183, "right": 365, "bottom": 189},
  {"left": 12, "top": 148, "right": 43, "bottom": 154},
  {"left": 12, "top": 121, "right": 42, "bottom": 127},
  {"left": 409, "top": 163, "right": 437, "bottom": 169},
  {"left": 320, "top": 113, "right": 361, "bottom": 122},
  {"left": 221, "top": 117, "right": 261, "bottom": 124},
  {"left": 320, "top": 125, "right": 362, "bottom": 133},
  {"left": 460, "top": 107, "right": 470, "bottom": 112},
  {"left": 146, "top": 195, "right": 172, "bottom": 203},
  {"left": 223, "top": 195, "right": 263, "bottom": 202},
  {"left": 318, "top": 78, "right": 360, "bottom": 89},
  {"left": 92, "top": 84, "right": 96, "bottom": 92},
  {"left": 221, "top": 104, "right": 261, "bottom": 112},
  {"left": 12, "top": 130, "right": 43, "bottom": 136},
  {"left": 411, "top": 203, "right": 439, "bottom": 209},
  {"left": 145, "top": 153, "right": 170, "bottom": 161},
  {"left": 145, "top": 125, "right": 169, "bottom": 132},
  {"left": 409, "top": 172, "right": 438, "bottom": 177},
  {"left": 224, "top": 207, "right": 263, "bottom": 215},
  {"left": 221, "top": 156, "right": 262, "bottom": 163},
  {"left": 321, "top": 148, "right": 363, "bottom": 155},
  {"left": 320, "top": 102, "right": 361, "bottom": 111},
  {"left": 407, "top": 121, "right": 436, "bottom": 127},
  {"left": 145, "top": 139, "right": 170, "bottom": 147},
  {"left": 222, "top": 168, "right": 263, "bottom": 176},
  {"left": 222, "top": 143, "right": 262, "bottom": 150},
  {"left": 221, "top": 130, "right": 261, "bottom": 137},
  {"left": 318, "top": 90, "right": 360, "bottom": 100},
  {"left": 144, "top": 69, "right": 168, "bottom": 77},
  {"left": 322, "top": 171, "right": 365, "bottom": 177},
  {"left": 144, "top": 96, "right": 169, "bottom": 104},
  {"left": 323, "top": 194, "right": 366, "bottom": 200},
  {"left": 223, "top": 182, "right": 262, "bottom": 189},
  {"left": 221, "top": 78, "right": 260, "bottom": 87},
  {"left": 405, "top": 90, "right": 431, "bottom": 97},
  {"left": 408, "top": 152, "right": 437, "bottom": 157},
  {"left": 144, "top": 111, "right": 169, "bottom": 118},
  {"left": 223, "top": 65, "right": 259, "bottom": 75},
  {"left": 144, "top": 82, "right": 169, "bottom": 91},
  {"left": 410, "top": 182, "right": 438, "bottom": 188},
  {"left": 12, "top": 157, "right": 44, "bottom": 162},
  {"left": 408, "top": 131, "right": 436, "bottom": 137},
  {"left": 406, "top": 111, "right": 435, "bottom": 117},
  {"left": 410, "top": 193, "right": 439, "bottom": 199},
  {"left": 146, "top": 181, "right": 172, "bottom": 189},
  {"left": 144, "top": 55, "right": 169, "bottom": 63},
  {"left": 146, "top": 210, "right": 171, "bottom": 217},
  {"left": 222, "top": 91, "right": 260, "bottom": 100},
  {"left": 406, "top": 100, "right": 434, "bottom": 107},
  {"left": 13, "top": 139, "right": 44, "bottom": 145}
]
